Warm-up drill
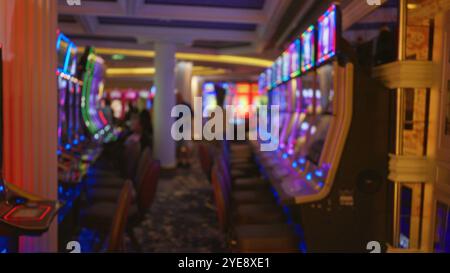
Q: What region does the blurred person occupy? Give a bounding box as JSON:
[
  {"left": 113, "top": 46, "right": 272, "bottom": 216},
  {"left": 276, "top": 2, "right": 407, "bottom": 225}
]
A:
[{"left": 102, "top": 98, "right": 114, "bottom": 126}]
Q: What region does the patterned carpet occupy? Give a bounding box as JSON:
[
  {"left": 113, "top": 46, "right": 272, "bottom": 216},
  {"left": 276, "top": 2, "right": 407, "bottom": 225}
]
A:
[{"left": 132, "top": 145, "right": 228, "bottom": 252}]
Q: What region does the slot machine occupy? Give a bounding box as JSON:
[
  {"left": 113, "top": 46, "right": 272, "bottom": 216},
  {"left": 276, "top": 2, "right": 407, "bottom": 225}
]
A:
[
  {"left": 290, "top": 4, "right": 390, "bottom": 252},
  {"left": 202, "top": 82, "right": 217, "bottom": 114},
  {"left": 259, "top": 3, "right": 391, "bottom": 252},
  {"left": 79, "top": 47, "right": 112, "bottom": 142}
]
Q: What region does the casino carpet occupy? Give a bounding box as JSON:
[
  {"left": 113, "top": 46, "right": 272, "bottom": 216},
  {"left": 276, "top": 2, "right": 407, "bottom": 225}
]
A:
[{"left": 132, "top": 144, "right": 227, "bottom": 252}]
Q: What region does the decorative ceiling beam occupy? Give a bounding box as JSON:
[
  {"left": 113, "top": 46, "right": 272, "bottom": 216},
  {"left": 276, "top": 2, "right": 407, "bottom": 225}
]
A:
[
  {"left": 59, "top": 23, "right": 258, "bottom": 43},
  {"left": 59, "top": 0, "right": 266, "bottom": 24}
]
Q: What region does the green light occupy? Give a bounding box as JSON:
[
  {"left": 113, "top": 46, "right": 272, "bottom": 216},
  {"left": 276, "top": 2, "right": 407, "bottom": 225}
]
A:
[{"left": 112, "top": 54, "right": 125, "bottom": 61}]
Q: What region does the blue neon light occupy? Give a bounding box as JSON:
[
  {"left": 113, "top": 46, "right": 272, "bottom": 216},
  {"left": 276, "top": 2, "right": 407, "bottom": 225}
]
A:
[
  {"left": 306, "top": 173, "right": 313, "bottom": 181},
  {"left": 315, "top": 169, "right": 324, "bottom": 177},
  {"left": 65, "top": 144, "right": 72, "bottom": 150}
]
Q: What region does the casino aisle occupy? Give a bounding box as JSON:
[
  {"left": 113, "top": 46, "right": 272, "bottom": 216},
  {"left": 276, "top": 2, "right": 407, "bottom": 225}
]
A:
[
  {"left": 1, "top": 0, "right": 450, "bottom": 254},
  {"left": 131, "top": 145, "right": 227, "bottom": 252}
]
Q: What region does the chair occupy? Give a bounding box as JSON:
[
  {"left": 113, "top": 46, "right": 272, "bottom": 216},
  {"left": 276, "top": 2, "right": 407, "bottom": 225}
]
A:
[
  {"left": 104, "top": 180, "right": 133, "bottom": 252},
  {"left": 81, "top": 158, "right": 161, "bottom": 233},
  {"left": 87, "top": 148, "right": 152, "bottom": 203}
]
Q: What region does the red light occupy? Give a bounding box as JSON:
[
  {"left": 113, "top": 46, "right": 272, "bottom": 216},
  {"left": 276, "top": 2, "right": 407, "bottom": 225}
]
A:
[{"left": 3, "top": 205, "right": 52, "bottom": 222}]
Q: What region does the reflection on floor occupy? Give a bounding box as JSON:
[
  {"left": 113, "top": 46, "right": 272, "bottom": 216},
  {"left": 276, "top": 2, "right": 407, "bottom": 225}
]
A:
[{"left": 132, "top": 146, "right": 227, "bottom": 252}]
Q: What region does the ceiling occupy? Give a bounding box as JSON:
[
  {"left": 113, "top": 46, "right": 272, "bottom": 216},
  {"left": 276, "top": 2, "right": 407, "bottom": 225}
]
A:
[
  {"left": 58, "top": 0, "right": 293, "bottom": 54},
  {"left": 58, "top": 0, "right": 346, "bottom": 89},
  {"left": 58, "top": 0, "right": 302, "bottom": 88}
]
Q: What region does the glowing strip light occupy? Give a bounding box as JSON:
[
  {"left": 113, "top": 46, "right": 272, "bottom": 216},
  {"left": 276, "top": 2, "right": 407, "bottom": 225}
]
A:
[
  {"left": 106, "top": 66, "right": 227, "bottom": 77},
  {"left": 85, "top": 47, "right": 272, "bottom": 68}
]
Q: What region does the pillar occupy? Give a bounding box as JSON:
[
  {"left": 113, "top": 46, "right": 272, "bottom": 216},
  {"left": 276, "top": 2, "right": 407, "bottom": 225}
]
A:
[
  {"left": 0, "top": 0, "right": 58, "bottom": 252},
  {"left": 153, "top": 42, "right": 176, "bottom": 169},
  {"left": 175, "top": 62, "right": 193, "bottom": 105}
]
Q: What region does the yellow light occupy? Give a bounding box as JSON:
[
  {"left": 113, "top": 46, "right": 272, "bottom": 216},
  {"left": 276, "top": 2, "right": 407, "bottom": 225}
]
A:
[
  {"left": 407, "top": 3, "right": 418, "bottom": 9},
  {"left": 106, "top": 67, "right": 156, "bottom": 77},
  {"left": 106, "top": 66, "right": 227, "bottom": 77},
  {"left": 83, "top": 47, "right": 272, "bottom": 68},
  {"left": 176, "top": 52, "right": 272, "bottom": 68}
]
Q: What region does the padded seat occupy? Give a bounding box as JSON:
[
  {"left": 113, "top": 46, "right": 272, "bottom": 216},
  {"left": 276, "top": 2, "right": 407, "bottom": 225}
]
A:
[
  {"left": 233, "top": 204, "right": 285, "bottom": 225},
  {"left": 233, "top": 178, "right": 267, "bottom": 191},
  {"left": 232, "top": 190, "right": 274, "bottom": 205},
  {"left": 232, "top": 224, "right": 299, "bottom": 253},
  {"left": 230, "top": 168, "right": 260, "bottom": 179},
  {"left": 88, "top": 188, "right": 124, "bottom": 203},
  {"left": 87, "top": 177, "right": 126, "bottom": 189},
  {"left": 82, "top": 202, "right": 139, "bottom": 233}
]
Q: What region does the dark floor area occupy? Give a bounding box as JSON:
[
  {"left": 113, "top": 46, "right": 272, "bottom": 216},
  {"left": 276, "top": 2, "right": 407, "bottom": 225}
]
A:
[{"left": 131, "top": 146, "right": 227, "bottom": 252}]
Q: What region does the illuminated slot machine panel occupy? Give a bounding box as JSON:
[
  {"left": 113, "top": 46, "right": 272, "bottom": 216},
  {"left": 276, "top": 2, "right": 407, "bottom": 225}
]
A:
[
  {"left": 234, "top": 83, "right": 251, "bottom": 120},
  {"left": 80, "top": 47, "right": 110, "bottom": 141},
  {"left": 202, "top": 82, "right": 217, "bottom": 114},
  {"left": 56, "top": 33, "right": 72, "bottom": 152},
  {"left": 274, "top": 3, "right": 390, "bottom": 252}
]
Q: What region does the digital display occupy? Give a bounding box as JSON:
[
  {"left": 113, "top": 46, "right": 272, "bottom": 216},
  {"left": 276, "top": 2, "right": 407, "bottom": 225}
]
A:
[
  {"left": 289, "top": 39, "right": 301, "bottom": 78},
  {"left": 282, "top": 50, "right": 290, "bottom": 82},
  {"left": 276, "top": 56, "right": 283, "bottom": 85},
  {"left": 202, "top": 82, "right": 217, "bottom": 112},
  {"left": 301, "top": 25, "right": 315, "bottom": 72},
  {"left": 317, "top": 4, "right": 337, "bottom": 64},
  {"left": 266, "top": 67, "right": 272, "bottom": 90},
  {"left": 258, "top": 72, "right": 266, "bottom": 93},
  {"left": 271, "top": 63, "right": 277, "bottom": 88},
  {"left": 57, "top": 38, "right": 70, "bottom": 71}
]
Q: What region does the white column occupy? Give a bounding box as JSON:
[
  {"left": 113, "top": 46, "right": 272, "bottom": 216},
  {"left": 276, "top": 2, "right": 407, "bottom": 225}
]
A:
[
  {"left": 175, "top": 62, "right": 193, "bottom": 105},
  {"left": 153, "top": 42, "right": 177, "bottom": 168},
  {"left": 0, "top": 0, "right": 58, "bottom": 252}
]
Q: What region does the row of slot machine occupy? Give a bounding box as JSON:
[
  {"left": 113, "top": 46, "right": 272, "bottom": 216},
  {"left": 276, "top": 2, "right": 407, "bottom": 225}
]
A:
[
  {"left": 202, "top": 81, "right": 267, "bottom": 120},
  {"left": 254, "top": 3, "right": 391, "bottom": 252},
  {"left": 56, "top": 32, "right": 112, "bottom": 240}
]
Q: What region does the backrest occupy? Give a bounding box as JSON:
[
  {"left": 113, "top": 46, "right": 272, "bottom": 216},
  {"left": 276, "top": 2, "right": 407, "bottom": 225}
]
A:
[
  {"left": 123, "top": 138, "right": 141, "bottom": 180},
  {"left": 211, "top": 163, "right": 229, "bottom": 231},
  {"left": 134, "top": 147, "right": 152, "bottom": 187},
  {"left": 216, "top": 153, "right": 231, "bottom": 199},
  {"left": 199, "top": 144, "right": 214, "bottom": 180},
  {"left": 136, "top": 160, "right": 161, "bottom": 214},
  {"left": 107, "top": 180, "right": 133, "bottom": 252}
]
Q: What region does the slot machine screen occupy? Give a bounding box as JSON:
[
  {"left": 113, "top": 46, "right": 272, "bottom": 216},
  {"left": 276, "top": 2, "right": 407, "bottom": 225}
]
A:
[
  {"left": 271, "top": 63, "right": 277, "bottom": 88},
  {"left": 56, "top": 35, "right": 70, "bottom": 72},
  {"left": 289, "top": 39, "right": 301, "bottom": 78},
  {"left": 318, "top": 4, "right": 338, "bottom": 64},
  {"left": 276, "top": 57, "right": 283, "bottom": 85},
  {"left": 202, "top": 82, "right": 217, "bottom": 113},
  {"left": 266, "top": 67, "right": 272, "bottom": 91},
  {"left": 301, "top": 25, "right": 315, "bottom": 73},
  {"left": 282, "top": 50, "right": 290, "bottom": 82},
  {"left": 258, "top": 72, "right": 266, "bottom": 93}
]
